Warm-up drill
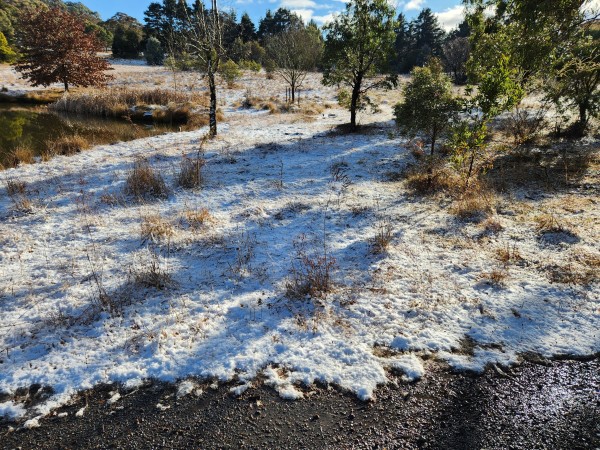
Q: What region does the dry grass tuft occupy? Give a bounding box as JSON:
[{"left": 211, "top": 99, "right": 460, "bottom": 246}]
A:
[
  {"left": 286, "top": 235, "right": 337, "bottom": 300},
  {"left": 182, "top": 207, "right": 213, "bottom": 230},
  {"left": 479, "top": 268, "right": 508, "bottom": 287},
  {"left": 496, "top": 243, "right": 523, "bottom": 265},
  {"left": 46, "top": 135, "right": 90, "bottom": 156},
  {"left": 176, "top": 154, "right": 205, "bottom": 189},
  {"left": 481, "top": 217, "right": 504, "bottom": 234},
  {"left": 10, "top": 146, "right": 35, "bottom": 165},
  {"left": 124, "top": 157, "right": 169, "bottom": 201},
  {"left": 141, "top": 215, "right": 175, "bottom": 243},
  {"left": 534, "top": 214, "right": 568, "bottom": 234},
  {"left": 371, "top": 221, "right": 393, "bottom": 254},
  {"left": 450, "top": 190, "right": 495, "bottom": 222}
]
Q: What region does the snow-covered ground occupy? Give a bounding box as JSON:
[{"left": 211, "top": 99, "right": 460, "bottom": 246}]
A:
[{"left": 0, "top": 65, "right": 598, "bottom": 421}]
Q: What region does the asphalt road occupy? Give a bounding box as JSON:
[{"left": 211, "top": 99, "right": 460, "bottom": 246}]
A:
[{"left": 2, "top": 358, "right": 599, "bottom": 449}]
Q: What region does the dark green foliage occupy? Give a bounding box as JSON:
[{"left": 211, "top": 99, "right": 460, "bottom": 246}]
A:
[
  {"left": 394, "top": 59, "right": 460, "bottom": 154},
  {"left": 322, "top": 0, "right": 398, "bottom": 129},
  {"left": 239, "top": 13, "right": 256, "bottom": 42},
  {"left": 258, "top": 8, "right": 303, "bottom": 43},
  {"left": 145, "top": 36, "right": 164, "bottom": 65},
  {"left": 112, "top": 25, "right": 142, "bottom": 59},
  {"left": 393, "top": 8, "right": 446, "bottom": 73}
]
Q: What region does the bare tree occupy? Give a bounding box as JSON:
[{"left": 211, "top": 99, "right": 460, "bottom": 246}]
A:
[
  {"left": 266, "top": 26, "right": 323, "bottom": 103},
  {"left": 442, "top": 37, "right": 470, "bottom": 85},
  {"left": 185, "top": 0, "right": 224, "bottom": 137}
]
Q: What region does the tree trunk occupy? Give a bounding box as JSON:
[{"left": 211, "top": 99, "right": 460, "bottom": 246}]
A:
[
  {"left": 291, "top": 81, "right": 295, "bottom": 103},
  {"left": 208, "top": 68, "right": 217, "bottom": 138},
  {"left": 350, "top": 80, "right": 361, "bottom": 131},
  {"left": 430, "top": 126, "right": 437, "bottom": 156},
  {"left": 63, "top": 80, "right": 69, "bottom": 92},
  {"left": 578, "top": 103, "right": 587, "bottom": 129}
]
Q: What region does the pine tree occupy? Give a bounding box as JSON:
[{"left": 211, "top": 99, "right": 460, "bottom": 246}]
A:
[{"left": 239, "top": 13, "right": 256, "bottom": 42}]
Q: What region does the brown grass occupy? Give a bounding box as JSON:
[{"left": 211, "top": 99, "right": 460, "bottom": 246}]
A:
[
  {"left": 450, "top": 190, "right": 495, "bottom": 222},
  {"left": 176, "top": 154, "right": 205, "bottom": 188},
  {"left": 182, "top": 207, "right": 213, "bottom": 230},
  {"left": 9, "top": 146, "right": 35, "bottom": 165},
  {"left": 46, "top": 135, "right": 90, "bottom": 156},
  {"left": 534, "top": 214, "right": 567, "bottom": 233},
  {"left": 124, "top": 157, "right": 169, "bottom": 201},
  {"left": 50, "top": 88, "right": 208, "bottom": 124},
  {"left": 479, "top": 269, "right": 508, "bottom": 287},
  {"left": 372, "top": 222, "right": 393, "bottom": 254},
  {"left": 141, "top": 215, "right": 174, "bottom": 243}
]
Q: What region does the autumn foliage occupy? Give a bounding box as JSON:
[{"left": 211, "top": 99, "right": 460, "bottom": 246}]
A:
[{"left": 15, "top": 7, "right": 113, "bottom": 91}]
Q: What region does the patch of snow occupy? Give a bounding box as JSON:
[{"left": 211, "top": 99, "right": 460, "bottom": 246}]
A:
[
  {"left": 0, "top": 78, "right": 597, "bottom": 420},
  {"left": 23, "top": 416, "right": 42, "bottom": 429},
  {"left": 0, "top": 401, "right": 26, "bottom": 419},
  {"left": 107, "top": 392, "right": 121, "bottom": 405}
]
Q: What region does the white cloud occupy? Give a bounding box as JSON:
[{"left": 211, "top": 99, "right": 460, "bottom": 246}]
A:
[
  {"left": 292, "top": 8, "right": 314, "bottom": 22},
  {"left": 435, "top": 5, "right": 465, "bottom": 32},
  {"left": 281, "top": 0, "right": 317, "bottom": 8},
  {"left": 404, "top": 0, "right": 424, "bottom": 11},
  {"left": 312, "top": 12, "right": 337, "bottom": 24}
]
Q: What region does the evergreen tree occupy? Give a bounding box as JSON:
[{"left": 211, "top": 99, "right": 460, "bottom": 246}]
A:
[
  {"left": 414, "top": 8, "right": 445, "bottom": 57},
  {"left": 145, "top": 36, "right": 165, "bottom": 65},
  {"left": 322, "top": 0, "right": 397, "bottom": 130},
  {"left": 112, "top": 24, "right": 142, "bottom": 58},
  {"left": 239, "top": 12, "right": 256, "bottom": 42}
]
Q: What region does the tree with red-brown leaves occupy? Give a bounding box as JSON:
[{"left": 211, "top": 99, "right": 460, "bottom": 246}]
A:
[{"left": 15, "top": 6, "right": 113, "bottom": 92}]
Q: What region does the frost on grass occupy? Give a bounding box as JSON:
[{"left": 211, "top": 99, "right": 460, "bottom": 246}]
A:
[{"left": 0, "top": 101, "right": 598, "bottom": 422}]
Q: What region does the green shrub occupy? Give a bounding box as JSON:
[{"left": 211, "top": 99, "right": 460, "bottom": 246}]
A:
[
  {"left": 239, "top": 59, "right": 261, "bottom": 72},
  {"left": 145, "top": 37, "right": 164, "bottom": 66},
  {"left": 220, "top": 59, "right": 241, "bottom": 87}
]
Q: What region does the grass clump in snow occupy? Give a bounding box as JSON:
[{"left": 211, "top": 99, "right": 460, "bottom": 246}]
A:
[
  {"left": 124, "top": 157, "right": 169, "bottom": 201},
  {"left": 131, "top": 248, "right": 173, "bottom": 290},
  {"left": 176, "top": 154, "right": 205, "bottom": 189},
  {"left": 371, "top": 221, "right": 393, "bottom": 254},
  {"left": 141, "top": 215, "right": 174, "bottom": 244},
  {"left": 285, "top": 235, "right": 337, "bottom": 300},
  {"left": 182, "top": 207, "right": 213, "bottom": 231},
  {"left": 534, "top": 213, "right": 569, "bottom": 234},
  {"left": 404, "top": 157, "right": 462, "bottom": 195}
]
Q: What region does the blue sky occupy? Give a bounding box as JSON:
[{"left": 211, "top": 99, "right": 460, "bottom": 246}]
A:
[{"left": 79, "top": 0, "right": 466, "bottom": 31}]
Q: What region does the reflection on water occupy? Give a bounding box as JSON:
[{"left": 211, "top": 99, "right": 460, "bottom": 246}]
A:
[{"left": 0, "top": 104, "right": 179, "bottom": 167}]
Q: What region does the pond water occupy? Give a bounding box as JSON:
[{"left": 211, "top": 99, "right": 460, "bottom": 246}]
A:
[{"left": 0, "top": 104, "right": 179, "bottom": 167}]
